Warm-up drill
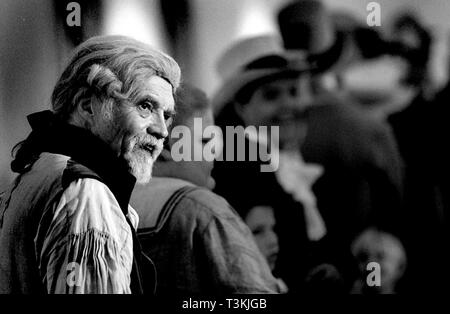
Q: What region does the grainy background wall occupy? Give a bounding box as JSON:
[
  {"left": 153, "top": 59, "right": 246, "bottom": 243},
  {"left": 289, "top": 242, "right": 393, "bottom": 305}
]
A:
[{"left": 1, "top": 0, "right": 449, "bottom": 191}]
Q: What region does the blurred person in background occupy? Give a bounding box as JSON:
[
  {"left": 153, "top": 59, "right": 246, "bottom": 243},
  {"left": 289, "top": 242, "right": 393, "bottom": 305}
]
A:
[
  {"left": 235, "top": 188, "right": 347, "bottom": 294},
  {"left": 0, "top": 35, "right": 180, "bottom": 294},
  {"left": 386, "top": 12, "right": 450, "bottom": 293},
  {"left": 212, "top": 35, "right": 347, "bottom": 293},
  {"left": 131, "top": 84, "right": 282, "bottom": 294},
  {"left": 238, "top": 201, "right": 290, "bottom": 293},
  {"left": 391, "top": 12, "right": 433, "bottom": 92},
  {"left": 277, "top": 1, "right": 405, "bottom": 273},
  {"left": 243, "top": 205, "right": 280, "bottom": 273},
  {"left": 350, "top": 228, "right": 407, "bottom": 294}
]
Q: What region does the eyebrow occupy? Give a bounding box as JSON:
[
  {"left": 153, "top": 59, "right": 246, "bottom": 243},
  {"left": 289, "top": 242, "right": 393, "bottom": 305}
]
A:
[{"left": 140, "top": 94, "right": 176, "bottom": 116}]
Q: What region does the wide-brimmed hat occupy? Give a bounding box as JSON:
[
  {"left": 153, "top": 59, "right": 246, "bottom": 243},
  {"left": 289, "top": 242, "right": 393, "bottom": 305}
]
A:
[{"left": 212, "top": 35, "right": 311, "bottom": 113}]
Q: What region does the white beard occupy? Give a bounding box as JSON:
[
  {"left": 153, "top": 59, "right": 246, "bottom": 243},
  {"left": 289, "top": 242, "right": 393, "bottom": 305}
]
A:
[
  {"left": 87, "top": 107, "right": 161, "bottom": 184},
  {"left": 124, "top": 134, "right": 164, "bottom": 184},
  {"left": 127, "top": 148, "right": 154, "bottom": 184}
]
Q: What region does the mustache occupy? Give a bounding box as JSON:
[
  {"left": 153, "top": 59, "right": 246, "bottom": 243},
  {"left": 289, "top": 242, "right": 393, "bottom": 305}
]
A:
[{"left": 135, "top": 135, "right": 163, "bottom": 154}]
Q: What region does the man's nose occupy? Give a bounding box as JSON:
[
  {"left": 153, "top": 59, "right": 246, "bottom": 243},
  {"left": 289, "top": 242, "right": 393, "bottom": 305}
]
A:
[{"left": 147, "top": 110, "right": 168, "bottom": 139}]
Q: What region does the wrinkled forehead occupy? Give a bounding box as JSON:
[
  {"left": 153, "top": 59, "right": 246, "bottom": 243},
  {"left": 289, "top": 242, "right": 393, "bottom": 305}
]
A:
[{"left": 130, "top": 74, "right": 175, "bottom": 108}]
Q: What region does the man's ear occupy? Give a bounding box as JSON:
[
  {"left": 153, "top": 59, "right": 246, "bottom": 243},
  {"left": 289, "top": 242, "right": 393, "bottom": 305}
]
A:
[
  {"left": 69, "top": 99, "right": 95, "bottom": 128},
  {"left": 77, "top": 99, "right": 95, "bottom": 121}
]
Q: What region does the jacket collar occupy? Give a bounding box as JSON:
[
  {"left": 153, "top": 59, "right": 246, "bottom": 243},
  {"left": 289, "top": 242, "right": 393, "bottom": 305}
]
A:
[{"left": 26, "top": 110, "right": 136, "bottom": 214}]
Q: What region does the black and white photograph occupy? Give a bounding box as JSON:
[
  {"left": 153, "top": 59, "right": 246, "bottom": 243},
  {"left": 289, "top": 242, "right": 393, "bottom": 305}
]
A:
[{"left": 0, "top": 0, "right": 449, "bottom": 306}]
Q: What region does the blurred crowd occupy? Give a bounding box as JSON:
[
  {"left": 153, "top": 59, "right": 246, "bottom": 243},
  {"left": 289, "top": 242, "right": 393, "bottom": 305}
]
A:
[
  {"left": 196, "top": 0, "right": 450, "bottom": 294},
  {"left": 1, "top": 0, "right": 449, "bottom": 294}
]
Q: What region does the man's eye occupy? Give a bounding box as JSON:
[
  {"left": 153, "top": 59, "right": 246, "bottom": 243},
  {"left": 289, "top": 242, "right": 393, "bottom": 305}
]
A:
[
  {"left": 138, "top": 101, "right": 154, "bottom": 112},
  {"left": 164, "top": 113, "right": 175, "bottom": 127},
  {"left": 164, "top": 112, "right": 173, "bottom": 121}
]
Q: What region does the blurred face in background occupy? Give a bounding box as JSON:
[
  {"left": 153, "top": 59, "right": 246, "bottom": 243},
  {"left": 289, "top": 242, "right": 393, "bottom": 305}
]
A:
[
  {"left": 338, "top": 56, "right": 413, "bottom": 114},
  {"left": 244, "top": 205, "right": 279, "bottom": 271},
  {"left": 236, "top": 75, "right": 313, "bottom": 149},
  {"left": 352, "top": 230, "right": 406, "bottom": 293},
  {"left": 166, "top": 108, "right": 217, "bottom": 189},
  {"left": 186, "top": 108, "right": 216, "bottom": 189}
]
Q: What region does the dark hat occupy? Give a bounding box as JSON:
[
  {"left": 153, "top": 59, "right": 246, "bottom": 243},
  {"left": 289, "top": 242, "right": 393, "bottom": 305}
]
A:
[
  {"left": 212, "top": 35, "right": 311, "bottom": 112},
  {"left": 277, "top": 0, "right": 357, "bottom": 73}
]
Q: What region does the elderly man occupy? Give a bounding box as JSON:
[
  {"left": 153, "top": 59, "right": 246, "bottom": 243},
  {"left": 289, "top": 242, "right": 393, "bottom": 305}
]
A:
[
  {"left": 131, "top": 85, "right": 281, "bottom": 294},
  {"left": 0, "top": 35, "right": 180, "bottom": 294}
]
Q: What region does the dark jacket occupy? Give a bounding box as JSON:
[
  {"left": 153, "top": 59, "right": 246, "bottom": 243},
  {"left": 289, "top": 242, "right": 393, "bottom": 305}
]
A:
[
  {"left": 131, "top": 177, "right": 281, "bottom": 294},
  {"left": 388, "top": 91, "right": 449, "bottom": 293},
  {"left": 0, "top": 111, "right": 151, "bottom": 294},
  {"left": 301, "top": 94, "right": 405, "bottom": 244}
]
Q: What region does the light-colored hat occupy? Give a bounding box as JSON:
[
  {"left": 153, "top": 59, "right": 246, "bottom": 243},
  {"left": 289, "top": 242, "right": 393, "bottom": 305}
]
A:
[{"left": 212, "top": 35, "right": 310, "bottom": 113}]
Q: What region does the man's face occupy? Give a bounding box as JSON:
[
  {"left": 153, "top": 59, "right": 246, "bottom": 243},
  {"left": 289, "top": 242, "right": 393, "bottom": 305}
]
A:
[
  {"left": 91, "top": 75, "right": 175, "bottom": 184},
  {"left": 239, "top": 75, "right": 312, "bottom": 148}
]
